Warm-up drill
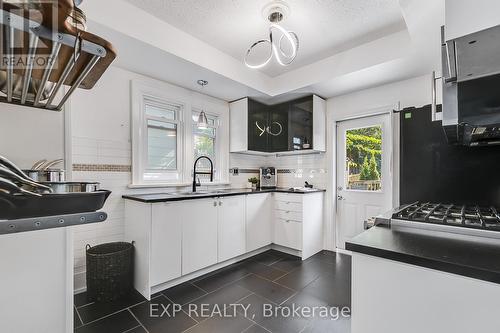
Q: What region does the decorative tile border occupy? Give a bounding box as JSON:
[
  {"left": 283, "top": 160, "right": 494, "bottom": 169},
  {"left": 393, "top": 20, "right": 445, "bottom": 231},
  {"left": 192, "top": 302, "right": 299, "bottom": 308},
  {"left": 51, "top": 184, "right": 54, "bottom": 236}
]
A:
[
  {"left": 230, "top": 168, "right": 260, "bottom": 174},
  {"left": 73, "top": 164, "right": 131, "bottom": 172},
  {"left": 231, "top": 168, "right": 327, "bottom": 175}
]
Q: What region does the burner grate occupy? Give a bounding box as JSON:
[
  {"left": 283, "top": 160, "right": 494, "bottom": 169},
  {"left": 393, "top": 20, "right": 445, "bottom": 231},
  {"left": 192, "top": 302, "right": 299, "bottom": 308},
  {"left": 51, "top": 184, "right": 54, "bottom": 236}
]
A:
[{"left": 394, "top": 202, "right": 500, "bottom": 231}]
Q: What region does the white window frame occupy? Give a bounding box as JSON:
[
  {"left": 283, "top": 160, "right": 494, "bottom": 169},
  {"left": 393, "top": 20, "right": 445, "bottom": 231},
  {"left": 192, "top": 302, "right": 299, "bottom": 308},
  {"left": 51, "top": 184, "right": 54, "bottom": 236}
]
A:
[
  {"left": 192, "top": 109, "right": 222, "bottom": 182},
  {"left": 131, "top": 79, "right": 230, "bottom": 187},
  {"left": 143, "top": 98, "right": 183, "bottom": 182},
  {"left": 131, "top": 81, "right": 186, "bottom": 186}
]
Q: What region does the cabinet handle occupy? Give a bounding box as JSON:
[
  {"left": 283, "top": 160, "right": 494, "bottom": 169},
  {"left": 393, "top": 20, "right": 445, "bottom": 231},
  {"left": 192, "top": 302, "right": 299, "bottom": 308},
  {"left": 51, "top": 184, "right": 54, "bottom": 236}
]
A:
[
  {"left": 219, "top": 201, "right": 222, "bottom": 206},
  {"left": 213, "top": 201, "right": 217, "bottom": 207}
]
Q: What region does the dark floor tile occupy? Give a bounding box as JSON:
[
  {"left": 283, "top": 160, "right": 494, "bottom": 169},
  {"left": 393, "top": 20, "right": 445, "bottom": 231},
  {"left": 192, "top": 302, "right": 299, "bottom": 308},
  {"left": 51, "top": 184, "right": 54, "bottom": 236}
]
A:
[
  {"left": 77, "top": 289, "right": 146, "bottom": 324},
  {"left": 74, "top": 292, "right": 93, "bottom": 308},
  {"left": 162, "top": 282, "right": 207, "bottom": 305},
  {"left": 193, "top": 264, "right": 250, "bottom": 292},
  {"left": 270, "top": 255, "right": 304, "bottom": 273},
  {"left": 235, "top": 293, "right": 276, "bottom": 324},
  {"left": 302, "top": 317, "right": 351, "bottom": 333},
  {"left": 75, "top": 310, "right": 139, "bottom": 333},
  {"left": 273, "top": 266, "right": 321, "bottom": 291},
  {"left": 183, "top": 283, "right": 253, "bottom": 322},
  {"left": 243, "top": 324, "right": 270, "bottom": 333},
  {"left": 123, "top": 326, "right": 148, "bottom": 333},
  {"left": 236, "top": 274, "right": 295, "bottom": 305},
  {"left": 74, "top": 307, "right": 83, "bottom": 329},
  {"left": 283, "top": 291, "right": 329, "bottom": 308},
  {"left": 184, "top": 312, "right": 253, "bottom": 333},
  {"left": 242, "top": 260, "right": 288, "bottom": 280},
  {"left": 307, "top": 252, "right": 351, "bottom": 268},
  {"left": 301, "top": 272, "right": 351, "bottom": 307},
  {"left": 258, "top": 313, "right": 309, "bottom": 333},
  {"left": 250, "top": 250, "right": 285, "bottom": 266},
  {"left": 130, "top": 295, "right": 197, "bottom": 333}
]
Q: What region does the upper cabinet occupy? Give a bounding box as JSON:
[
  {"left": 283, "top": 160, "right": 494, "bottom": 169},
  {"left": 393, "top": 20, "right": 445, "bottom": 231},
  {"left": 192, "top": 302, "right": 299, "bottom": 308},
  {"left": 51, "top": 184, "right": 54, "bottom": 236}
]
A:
[
  {"left": 445, "top": 0, "right": 500, "bottom": 40},
  {"left": 230, "top": 95, "right": 326, "bottom": 154}
]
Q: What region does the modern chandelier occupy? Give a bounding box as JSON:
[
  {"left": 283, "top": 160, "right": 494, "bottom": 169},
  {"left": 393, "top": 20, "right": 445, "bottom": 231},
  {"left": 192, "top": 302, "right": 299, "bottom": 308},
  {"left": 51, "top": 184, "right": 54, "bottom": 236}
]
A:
[{"left": 244, "top": 1, "right": 299, "bottom": 69}]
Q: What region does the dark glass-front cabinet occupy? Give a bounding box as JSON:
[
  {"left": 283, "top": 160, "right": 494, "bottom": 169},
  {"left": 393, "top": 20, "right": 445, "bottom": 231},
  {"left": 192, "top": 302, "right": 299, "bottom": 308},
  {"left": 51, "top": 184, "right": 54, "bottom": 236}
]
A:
[
  {"left": 229, "top": 95, "right": 326, "bottom": 154},
  {"left": 288, "top": 96, "right": 313, "bottom": 151},
  {"left": 247, "top": 99, "right": 269, "bottom": 152},
  {"left": 268, "top": 102, "right": 289, "bottom": 152}
]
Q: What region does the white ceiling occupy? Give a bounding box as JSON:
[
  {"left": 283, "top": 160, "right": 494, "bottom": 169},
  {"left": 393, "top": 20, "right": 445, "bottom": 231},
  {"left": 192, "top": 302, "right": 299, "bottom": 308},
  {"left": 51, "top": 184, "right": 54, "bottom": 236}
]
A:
[
  {"left": 82, "top": 0, "right": 444, "bottom": 103},
  {"left": 124, "top": 0, "right": 407, "bottom": 77}
]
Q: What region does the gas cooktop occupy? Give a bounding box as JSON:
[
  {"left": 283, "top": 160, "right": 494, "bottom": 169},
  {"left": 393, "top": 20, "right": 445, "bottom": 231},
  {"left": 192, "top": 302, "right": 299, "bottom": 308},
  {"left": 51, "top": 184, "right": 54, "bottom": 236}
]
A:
[{"left": 393, "top": 202, "right": 500, "bottom": 232}]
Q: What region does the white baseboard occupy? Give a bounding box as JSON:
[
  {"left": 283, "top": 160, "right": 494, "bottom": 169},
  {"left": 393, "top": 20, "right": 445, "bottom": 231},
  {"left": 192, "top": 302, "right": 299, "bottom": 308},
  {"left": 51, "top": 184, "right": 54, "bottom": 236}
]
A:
[{"left": 335, "top": 248, "right": 352, "bottom": 256}]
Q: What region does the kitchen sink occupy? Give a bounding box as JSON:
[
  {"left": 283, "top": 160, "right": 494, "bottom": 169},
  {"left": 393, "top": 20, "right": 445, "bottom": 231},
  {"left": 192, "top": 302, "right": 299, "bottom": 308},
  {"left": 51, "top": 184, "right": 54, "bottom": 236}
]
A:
[{"left": 174, "top": 191, "right": 210, "bottom": 196}]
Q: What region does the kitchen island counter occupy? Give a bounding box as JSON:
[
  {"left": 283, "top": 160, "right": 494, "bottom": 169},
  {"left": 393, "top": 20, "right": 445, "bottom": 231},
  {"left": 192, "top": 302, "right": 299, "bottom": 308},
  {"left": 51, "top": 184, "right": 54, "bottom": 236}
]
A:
[
  {"left": 347, "top": 224, "right": 500, "bottom": 333},
  {"left": 346, "top": 224, "right": 500, "bottom": 284}
]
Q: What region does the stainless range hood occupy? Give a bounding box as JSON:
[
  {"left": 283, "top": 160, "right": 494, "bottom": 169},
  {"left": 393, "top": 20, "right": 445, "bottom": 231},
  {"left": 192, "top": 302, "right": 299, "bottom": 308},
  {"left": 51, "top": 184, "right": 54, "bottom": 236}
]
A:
[{"left": 442, "top": 25, "right": 500, "bottom": 146}]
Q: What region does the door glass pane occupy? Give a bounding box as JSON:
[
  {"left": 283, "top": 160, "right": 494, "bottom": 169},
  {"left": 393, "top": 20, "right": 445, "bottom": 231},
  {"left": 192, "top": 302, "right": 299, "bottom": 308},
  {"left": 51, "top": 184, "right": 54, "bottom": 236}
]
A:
[
  {"left": 147, "top": 120, "right": 177, "bottom": 170},
  {"left": 345, "top": 125, "right": 382, "bottom": 191}
]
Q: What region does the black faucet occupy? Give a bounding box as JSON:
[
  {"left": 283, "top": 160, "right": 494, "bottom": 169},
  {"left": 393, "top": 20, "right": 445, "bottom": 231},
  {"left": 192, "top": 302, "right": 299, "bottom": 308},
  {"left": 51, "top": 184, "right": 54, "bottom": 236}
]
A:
[{"left": 192, "top": 156, "right": 214, "bottom": 192}]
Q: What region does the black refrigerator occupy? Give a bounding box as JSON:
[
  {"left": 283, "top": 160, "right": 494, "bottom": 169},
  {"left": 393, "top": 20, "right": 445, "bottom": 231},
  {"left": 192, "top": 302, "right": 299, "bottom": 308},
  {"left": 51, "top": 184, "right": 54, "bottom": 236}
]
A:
[{"left": 400, "top": 105, "right": 500, "bottom": 208}]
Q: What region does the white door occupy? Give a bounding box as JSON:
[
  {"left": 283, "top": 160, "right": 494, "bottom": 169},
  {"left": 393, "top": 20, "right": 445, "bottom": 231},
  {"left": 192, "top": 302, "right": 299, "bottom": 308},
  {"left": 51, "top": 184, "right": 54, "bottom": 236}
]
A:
[
  {"left": 181, "top": 198, "right": 218, "bottom": 275},
  {"left": 336, "top": 113, "right": 392, "bottom": 249},
  {"left": 218, "top": 196, "right": 246, "bottom": 262},
  {"left": 151, "top": 203, "right": 182, "bottom": 286},
  {"left": 246, "top": 193, "right": 272, "bottom": 252}
]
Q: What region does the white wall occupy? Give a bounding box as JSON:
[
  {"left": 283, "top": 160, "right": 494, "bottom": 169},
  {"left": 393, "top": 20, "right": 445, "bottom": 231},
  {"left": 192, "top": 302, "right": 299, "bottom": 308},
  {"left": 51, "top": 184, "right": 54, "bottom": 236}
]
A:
[{"left": 0, "top": 103, "right": 64, "bottom": 168}]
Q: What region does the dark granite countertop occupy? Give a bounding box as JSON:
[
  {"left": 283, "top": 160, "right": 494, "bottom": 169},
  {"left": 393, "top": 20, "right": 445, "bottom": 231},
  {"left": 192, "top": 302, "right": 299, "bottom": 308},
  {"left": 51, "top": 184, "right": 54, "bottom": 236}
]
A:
[
  {"left": 346, "top": 224, "right": 500, "bottom": 284},
  {"left": 122, "top": 187, "right": 325, "bottom": 203}
]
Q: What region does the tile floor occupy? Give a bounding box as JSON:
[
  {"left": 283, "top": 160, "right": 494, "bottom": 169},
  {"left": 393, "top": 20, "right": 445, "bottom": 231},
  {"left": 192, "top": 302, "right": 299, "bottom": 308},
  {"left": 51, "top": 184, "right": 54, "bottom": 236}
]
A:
[{"left": 74, "top": 250, "right": 351, "bottom": 333}]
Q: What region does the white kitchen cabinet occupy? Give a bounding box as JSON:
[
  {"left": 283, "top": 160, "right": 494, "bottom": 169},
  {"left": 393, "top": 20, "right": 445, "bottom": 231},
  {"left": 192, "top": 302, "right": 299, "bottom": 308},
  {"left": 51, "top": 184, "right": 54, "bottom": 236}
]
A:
[
  {"left": 218, "top": 196, "right": 246, "bottom": 262},
  {"left": 273, "top": 192, "right": 324, "bottom": 260},
  {"left": 246, "top": 193, "right": 273, "bottom": 252},
  {"left": 274, "top": 219, "right": 303, "bottom": 250},
  {"left": 151, "top": 203, "right": 182, "bottom": 286},
  {"left": 181, "top": 198, "right": 219, "bottom": 275}
]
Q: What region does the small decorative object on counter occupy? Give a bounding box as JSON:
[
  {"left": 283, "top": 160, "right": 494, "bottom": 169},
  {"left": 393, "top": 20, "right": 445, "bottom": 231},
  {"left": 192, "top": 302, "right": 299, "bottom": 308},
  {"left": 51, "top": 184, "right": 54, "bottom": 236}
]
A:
[
  {"left": 86, "top": 242, "right": 135, "bottom": 302},
  {"left": 305, "top": 181, "right": 313, "bottom": 189},
  {"left": 248, "top": 177, "right": 259, "bottom": 190},
  {"left": 303, "top": 137, "right": 311, "bottom": 149}
]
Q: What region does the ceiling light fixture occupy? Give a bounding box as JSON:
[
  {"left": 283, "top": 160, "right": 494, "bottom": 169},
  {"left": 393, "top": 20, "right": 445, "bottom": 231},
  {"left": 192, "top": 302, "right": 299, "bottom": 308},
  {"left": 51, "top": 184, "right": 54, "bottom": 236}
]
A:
[
  {"left": 244, "top": 1, "right": 299, "bottom": 69},
  {"left": 196, "top": 80, "right": 209, "bottom": 129}
]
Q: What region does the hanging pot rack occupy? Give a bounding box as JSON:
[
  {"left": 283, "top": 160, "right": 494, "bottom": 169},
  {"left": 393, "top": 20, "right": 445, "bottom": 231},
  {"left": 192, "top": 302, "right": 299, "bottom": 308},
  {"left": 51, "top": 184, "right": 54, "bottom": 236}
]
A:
[{"left": 0, "top": 1, "right": 116, "bottom": 111}]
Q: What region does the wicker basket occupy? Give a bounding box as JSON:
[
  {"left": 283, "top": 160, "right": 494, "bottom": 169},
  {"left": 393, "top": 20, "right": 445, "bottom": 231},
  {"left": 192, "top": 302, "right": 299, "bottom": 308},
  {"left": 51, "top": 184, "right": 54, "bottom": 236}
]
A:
[{"left": 86, "top": 242, "right": 134, "bottom": 302}]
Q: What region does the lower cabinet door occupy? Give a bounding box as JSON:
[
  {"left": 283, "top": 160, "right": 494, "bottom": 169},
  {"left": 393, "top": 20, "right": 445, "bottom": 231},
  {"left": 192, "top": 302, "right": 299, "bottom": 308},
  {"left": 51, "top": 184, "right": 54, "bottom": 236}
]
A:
[
  {"left": 181, "top": 199, "right": 219, "bottom": 275},
  {"left": 246, "top": 193, "right": 272, "bottom": 252},
  {"left": 274, "top": 218, "right": 302, "bottom": 250},
  {"left": 218, "top": 196, "right": 246, "bottom": 262},
  {"left": 151, "top": 203, "right": 182, "bottom": 286}
]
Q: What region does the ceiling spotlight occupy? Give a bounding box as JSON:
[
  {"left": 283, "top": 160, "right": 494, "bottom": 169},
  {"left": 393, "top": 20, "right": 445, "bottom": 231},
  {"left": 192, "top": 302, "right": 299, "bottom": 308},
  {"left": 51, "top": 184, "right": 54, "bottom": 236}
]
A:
[{"left": 244, "top": 1, "right": 299, "bottom": 69}]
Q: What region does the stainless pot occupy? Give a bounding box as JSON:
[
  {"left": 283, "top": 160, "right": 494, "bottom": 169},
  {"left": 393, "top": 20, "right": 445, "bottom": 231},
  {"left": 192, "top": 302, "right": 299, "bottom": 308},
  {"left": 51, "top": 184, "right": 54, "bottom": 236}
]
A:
[
  {"left": 23, "top": 169, "right": 66, "bottom": 182},
  {"left": 42, "top": 182, "right": 100, "bottom": 194}
]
